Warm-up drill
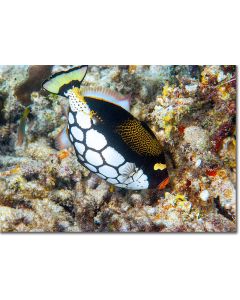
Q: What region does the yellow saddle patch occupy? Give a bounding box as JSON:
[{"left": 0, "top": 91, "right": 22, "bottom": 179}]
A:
[{"left": 154, "top": 163, "right": 167, "bottom": 171}]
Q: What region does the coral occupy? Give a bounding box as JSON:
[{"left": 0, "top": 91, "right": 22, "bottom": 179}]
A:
[
  {"left": 14, "top": 65, "right": 53, "bottom": 105},
  {"left": 184, "top": 126, "right": 209, "bottom": 152},
  {"left": 0, "top": 65, "right": 236, "bottom": 232}
]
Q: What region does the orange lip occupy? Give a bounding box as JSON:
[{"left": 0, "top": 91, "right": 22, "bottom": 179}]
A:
[{"left": 158, "top": 177, "right": 170, "bottom": 190}]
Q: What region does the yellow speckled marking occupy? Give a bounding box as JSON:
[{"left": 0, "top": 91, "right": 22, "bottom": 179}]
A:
[
  {"left": 116, "top": 119, "right": 161, "bottom": 156},
  {"left": 89, "top": 110, "right": 96, "bottom": 119},
  {"left": 72, "top": 87, "right": 86, "bottom": 103}
]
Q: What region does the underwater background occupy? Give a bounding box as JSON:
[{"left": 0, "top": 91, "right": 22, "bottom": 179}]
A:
[{"left": 0, "top": 65, "right": 236, "bottom": 232}]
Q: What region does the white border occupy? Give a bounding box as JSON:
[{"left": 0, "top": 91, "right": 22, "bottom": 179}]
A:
[
  {"left": 0, "top": 0, "right": 239, "bottom": 299},
  {"left": 0, "top": 0, "right": 239, "bottom": 64}
]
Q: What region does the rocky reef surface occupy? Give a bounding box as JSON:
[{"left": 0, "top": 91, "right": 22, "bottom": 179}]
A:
[{"left": 0, "top": 65, "right": 236, "bottom": 232}]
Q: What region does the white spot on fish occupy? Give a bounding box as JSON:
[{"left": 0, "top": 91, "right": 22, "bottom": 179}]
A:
[
  {"left": 117, "top": 175, "right": 128, "bottom": 183},
  {"left": 75, "top": 142, "right": 85, "bottom": 155},
  {"left": 68, "top": 112, "right": 74, "bottom": 124},
  {"left": 107, "top": 178, "right": 118, "bottom": 184},
  {"left": 85, "top": 149, "right": 103, "bottom": 166},
  {"left": 71, "top": 126, "right": 84, "bottom": 141},
  {"left": 115, "top": 183, "right": 127, "bottom": 188},
  {"left": 140, "top": 174, "right": 148, "bottom": 181},
  {"left": 124, "top": 178, "right": 133, "bottom": 184},
  {"left": 96, "top": 173, "right": 106, "bottom": 179},
  {"left": 84, "top": 162, "right": 97, "bottom": 173},
  {"left": 78, "top": 154, "right": 84, "bottom": 161},
  {"left": 133, "top": 169, "right": 143, "bottom": 181},
  {"left": 127, "top": 180, "right": 149, "bottom": 190},
  {"left": 102, "top": 146, "right": 125, "bottom": 167},
  {"left": 98, "top": 165, "right": 118, "bottom": 178},
  {"left": 86, "top": 129, "right": 107, "bottom": 150},
  {"left": 76, "top": 111, "right": 91, "bottom": 129},
  {"left": 118, "top": 162, "right": 136, "bottom": 176}
]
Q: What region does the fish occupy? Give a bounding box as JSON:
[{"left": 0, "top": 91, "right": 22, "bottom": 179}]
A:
[
  {"left": 17, "top": 106, "right": 31, "bottom": 146},
  {"left": 42, "top": 66, "right": 169, "bottom": 190}
]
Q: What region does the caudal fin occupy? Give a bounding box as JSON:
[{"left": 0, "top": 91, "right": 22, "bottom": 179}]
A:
[{"left": 42, "top": 65, "right": 88, "bottom": 96}]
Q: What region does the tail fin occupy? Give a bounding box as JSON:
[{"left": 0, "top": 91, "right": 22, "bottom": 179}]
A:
[{"left": 42, "top": 65, "right": 88, "bottom": 96}]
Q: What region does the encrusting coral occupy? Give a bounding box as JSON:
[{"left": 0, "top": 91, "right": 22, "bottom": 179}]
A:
[{"left": 0, "top": 65, "right": 236, "bottom": 232}]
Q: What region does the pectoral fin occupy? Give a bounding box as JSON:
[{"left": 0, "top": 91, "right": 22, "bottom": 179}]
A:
[{"left": 55, "top": 126, "right": 72, "bottom": 150}]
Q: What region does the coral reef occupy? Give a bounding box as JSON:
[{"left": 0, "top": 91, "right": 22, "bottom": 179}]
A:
[
  {"left": 14, "top": 65, "right": 53, "bottom": 105},
  {"left": 0, "top": 65, "right": 236, "bottom": 232}
]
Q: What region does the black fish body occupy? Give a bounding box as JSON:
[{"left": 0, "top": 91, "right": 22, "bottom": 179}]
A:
[{"left": 42, "top": 66, "right": 169, "bottom": 190}]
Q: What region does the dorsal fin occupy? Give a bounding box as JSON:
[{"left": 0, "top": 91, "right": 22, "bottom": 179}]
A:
[
  {"left": 42, "top": 66, "right": 88, "bottom": 96},
  {"left": 81, "top": 86, "right": 131, "bottom": 111}
]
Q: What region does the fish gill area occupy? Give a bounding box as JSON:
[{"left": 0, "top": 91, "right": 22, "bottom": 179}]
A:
[{"left": 0, "top": 65, "right": 236, "bottom": 232}]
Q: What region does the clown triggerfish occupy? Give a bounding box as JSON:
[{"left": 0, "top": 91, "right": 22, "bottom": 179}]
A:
[{"left": 42, "top": 66, "right": 169, "bottom": 190}]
